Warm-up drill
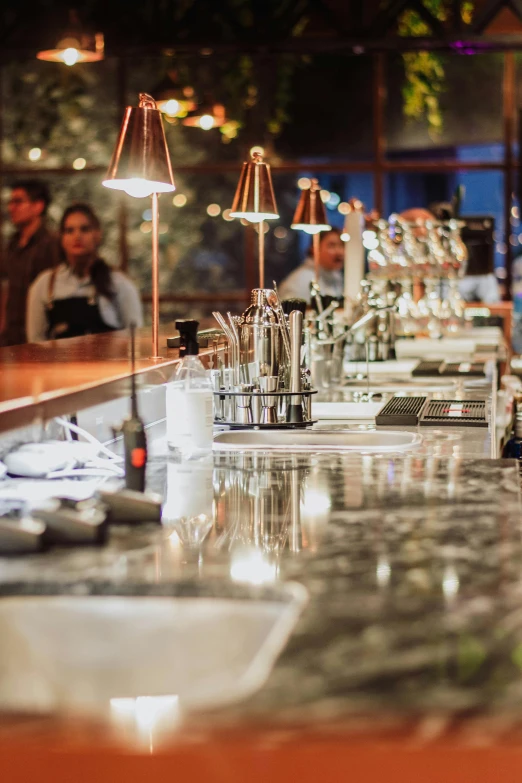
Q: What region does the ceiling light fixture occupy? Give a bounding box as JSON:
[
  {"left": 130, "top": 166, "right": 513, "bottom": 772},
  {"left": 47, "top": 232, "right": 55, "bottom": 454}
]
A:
[{"left": 37, "top": 10, "right": 104, "bottom": 66}]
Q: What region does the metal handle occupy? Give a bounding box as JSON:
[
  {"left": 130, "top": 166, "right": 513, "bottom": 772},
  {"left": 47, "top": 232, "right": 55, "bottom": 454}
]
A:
[{"left": 289, "top": 310, "right": 303, "bottom": 398}]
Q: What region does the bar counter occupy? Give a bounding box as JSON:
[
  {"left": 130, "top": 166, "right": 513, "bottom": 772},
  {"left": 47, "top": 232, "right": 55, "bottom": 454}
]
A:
[
  {"left": 0, "top": 328, "right": 190, "bottom": 434},
  {"left": 1, "top": 333, "right": 522, "bottom": 781}
]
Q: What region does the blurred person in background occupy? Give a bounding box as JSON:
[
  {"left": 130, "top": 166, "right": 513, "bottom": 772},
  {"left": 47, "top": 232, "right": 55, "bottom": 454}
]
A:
[
  {"left": 27, "top": 203, "right": 142, "bottom": 342},
  {"left": 0, "top": 179, "right": 60, "bottom": 345},
  {"left": 278, "top": 228, "right": 344, "bottom": 302}
]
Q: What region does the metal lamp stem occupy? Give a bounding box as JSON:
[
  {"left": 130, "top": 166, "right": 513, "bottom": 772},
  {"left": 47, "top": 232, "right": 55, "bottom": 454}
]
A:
[
  {"left": 313, "top": 232, "right": 320, "bottom": 285},
  {"left": 151, "top": 191, "right": 161, "bottom": 360},
  {"left": 259, "top": 220, "right": 265, "bottom": 289}
]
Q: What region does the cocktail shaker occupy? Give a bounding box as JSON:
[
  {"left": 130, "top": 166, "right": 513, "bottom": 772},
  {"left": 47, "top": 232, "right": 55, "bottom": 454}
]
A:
[{"left": 240, "top": 289, "right": 280, "bottom": 382}]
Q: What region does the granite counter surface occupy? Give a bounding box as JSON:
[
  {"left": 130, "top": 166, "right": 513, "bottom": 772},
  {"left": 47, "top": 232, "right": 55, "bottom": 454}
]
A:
[{"left": 1, "top": 443, "right": 522, "bottom": 743}]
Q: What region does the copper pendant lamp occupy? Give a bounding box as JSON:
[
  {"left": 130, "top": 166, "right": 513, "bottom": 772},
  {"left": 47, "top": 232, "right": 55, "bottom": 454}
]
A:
[
  {"left": 230, "top": 151, "right": 279, "bottom": 289},
  {"left": 37, "top": 10, "right": 104, "bottom": 66},
  {"left": 103, "top": 93, "right": 175, "bottom": 360},
  {"left": 291, "top": 178, "right": 331, "bottom": 284}
]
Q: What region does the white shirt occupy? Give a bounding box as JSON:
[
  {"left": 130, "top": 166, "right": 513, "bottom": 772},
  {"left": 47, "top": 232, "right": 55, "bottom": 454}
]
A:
[
  {"left": 26, "top": 263, "right": 143, "bottom": 342},
  {"left": 459, "top": 273, "right": 500, "bottom": 304},
  {"left": 278, "top": 258, "right": 344, "bottom": 303}
]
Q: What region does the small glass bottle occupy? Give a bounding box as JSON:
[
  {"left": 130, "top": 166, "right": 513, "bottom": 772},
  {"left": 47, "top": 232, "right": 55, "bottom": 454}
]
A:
[{"left": 166, "top": 319, "right": 214, "bottom": 460}]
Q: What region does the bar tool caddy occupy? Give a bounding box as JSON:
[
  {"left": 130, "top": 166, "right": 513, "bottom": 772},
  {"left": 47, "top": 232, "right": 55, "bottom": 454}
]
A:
[
  {"left": 215, "top": 150, "right": 316, "bottom": 429},
  {"left": 212, "top": 288, "right": 316, "bottom": 429}
]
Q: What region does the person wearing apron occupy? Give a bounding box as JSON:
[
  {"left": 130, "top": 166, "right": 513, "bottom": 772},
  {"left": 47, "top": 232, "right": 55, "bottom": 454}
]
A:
[{"left": 26, "top": 204, "right": 143, "bottom": 342}]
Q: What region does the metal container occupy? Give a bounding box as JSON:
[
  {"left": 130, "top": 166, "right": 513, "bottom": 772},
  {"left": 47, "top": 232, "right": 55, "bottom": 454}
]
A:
[{"left": 240, "top": 289, "right": 280, "bottom": 382}]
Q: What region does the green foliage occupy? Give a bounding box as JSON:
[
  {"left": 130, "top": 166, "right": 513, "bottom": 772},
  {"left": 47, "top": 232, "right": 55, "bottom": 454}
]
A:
[{"left": 398, "top": 0, "right": 474, "bottom": 136}]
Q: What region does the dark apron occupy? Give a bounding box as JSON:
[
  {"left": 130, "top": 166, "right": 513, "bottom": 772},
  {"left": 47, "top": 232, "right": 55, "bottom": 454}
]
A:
[{"left": 46, "top": 296, "right": 117, "bottom": 340}]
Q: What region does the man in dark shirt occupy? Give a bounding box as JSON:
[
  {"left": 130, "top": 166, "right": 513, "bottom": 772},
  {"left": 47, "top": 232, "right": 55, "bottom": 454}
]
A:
[{"left": 0, "top": 180, "right": 60, "bottom": 345}]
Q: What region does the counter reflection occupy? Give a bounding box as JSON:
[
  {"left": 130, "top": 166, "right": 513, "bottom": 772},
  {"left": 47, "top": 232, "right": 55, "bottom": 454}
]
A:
[{"left": 154, "top": 447, "right": 494, "bottom": 605}]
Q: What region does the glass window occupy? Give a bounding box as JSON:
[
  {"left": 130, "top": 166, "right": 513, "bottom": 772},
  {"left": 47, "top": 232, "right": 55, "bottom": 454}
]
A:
[
  {"left": 125, "top": 172, "right": 246, "bottom": 321},
  {"left": 275, "top": 54, "right": 374, "bottom": 162},
  {"left": 126, "top": 57, "right": 243, "bottom": 166},
  {"left": 385, "top": 52, "right": 504, "bottom": 162},
  {"left": 271, "top": 171, "right": 374, "bottom": 287},
  {"left": 1, "top": 60, "right": 118, "bottom": 168}
]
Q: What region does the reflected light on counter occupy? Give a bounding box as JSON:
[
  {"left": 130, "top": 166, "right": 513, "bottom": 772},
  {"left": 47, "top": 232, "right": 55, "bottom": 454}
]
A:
[
  {"left": 299, "top": 477, "right": 332, "bottom": 552},
  {"left": 301, "top": 488, "right": 331, "bottom": 515},
  {"left": 230, "top": 549, "right": 277, "bottom": 585},
  {"left": 442, "top": 565, "right": 459, "bottom": 602},
  {"left": 168, "top": 529, "right": 181, "bottom": 546},
  {"left": 110, "top": 695, "right": 180, "bottom": 751},
  {"left": 376, "top": 555, "right": 391, "bottom": 588}
]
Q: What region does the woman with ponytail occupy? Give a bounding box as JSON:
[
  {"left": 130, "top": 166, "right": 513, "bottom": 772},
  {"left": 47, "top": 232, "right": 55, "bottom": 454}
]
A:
[{"left": 26, "top": 203, "right": 142, "bottom": 342}]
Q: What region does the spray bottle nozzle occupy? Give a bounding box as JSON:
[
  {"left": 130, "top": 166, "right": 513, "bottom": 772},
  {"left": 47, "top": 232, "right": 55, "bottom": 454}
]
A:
[{"left": 176, "top": 319, "right": 200, "bottom": 357}]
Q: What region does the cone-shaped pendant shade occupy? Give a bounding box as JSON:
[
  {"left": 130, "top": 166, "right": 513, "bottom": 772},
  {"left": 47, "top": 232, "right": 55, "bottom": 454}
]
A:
[
  {"left": 103, "top": 94, "right": 175, "bottom": 198},
  {"left": 37, "top": 10, "right": 104, "bottom": 65},
  {"left": 230, "top": 151, "right": 279, "bottom": 222},
  {"left": 291, "top": 178, "right": 331, "bottom": 234}
]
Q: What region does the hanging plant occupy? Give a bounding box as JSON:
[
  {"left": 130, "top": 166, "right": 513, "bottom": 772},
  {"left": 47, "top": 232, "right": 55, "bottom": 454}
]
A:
[{"left": 398, "top": 0, "right": 474, "bottom": 136}]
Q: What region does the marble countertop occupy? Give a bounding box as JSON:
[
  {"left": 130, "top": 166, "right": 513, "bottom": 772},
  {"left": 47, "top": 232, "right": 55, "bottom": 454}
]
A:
[
  {"left": 1, "top": 356, "right": 521, "bottom": 753},
  {"left": 1, "top": 441, "right": 522, "bottom": 742}
]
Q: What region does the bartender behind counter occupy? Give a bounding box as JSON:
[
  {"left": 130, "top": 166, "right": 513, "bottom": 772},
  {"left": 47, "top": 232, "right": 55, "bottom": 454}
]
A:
[
  {"left": 26, "top": 203, "right": 143, "bottom": 342},
  {"left": 278, "top": 228, "right": 344, "bottom": 303}
]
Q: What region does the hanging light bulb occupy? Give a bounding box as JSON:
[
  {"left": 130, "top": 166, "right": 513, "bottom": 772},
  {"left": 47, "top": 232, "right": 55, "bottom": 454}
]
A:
[
  {"left": 37, "top": 10, "right": 104, "bottom": 65},
  {"left": 62, "top": 47, "right": 80, "bottom": 66},
  {"left": 182, "top": 97, "right": 227, "bottom": 130},
  {"left": 199, "top": 114, "right": 215, "bottom": 130},
  {"left": 153, "top": 71, "right": 196, "bottom": 118},
  {"left": 163, "top": 99, "right": 180, "bottom": 116}
]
